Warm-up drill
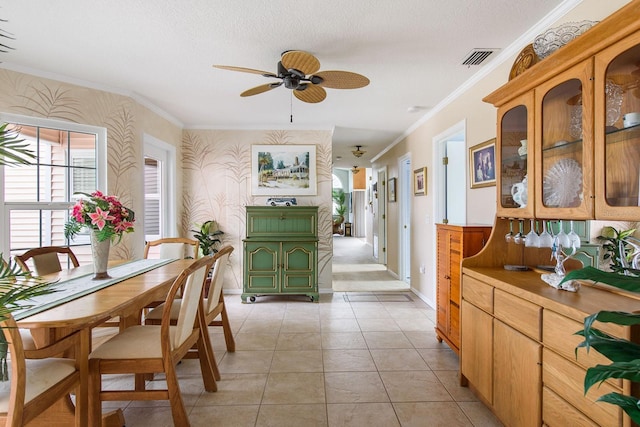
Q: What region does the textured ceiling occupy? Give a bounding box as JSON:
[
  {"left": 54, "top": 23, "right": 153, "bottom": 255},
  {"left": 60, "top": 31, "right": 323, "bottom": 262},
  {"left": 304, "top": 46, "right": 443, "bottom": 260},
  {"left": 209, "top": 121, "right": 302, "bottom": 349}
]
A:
[{"left": 1, "top": 0, "right": 569, "bottom": 168}]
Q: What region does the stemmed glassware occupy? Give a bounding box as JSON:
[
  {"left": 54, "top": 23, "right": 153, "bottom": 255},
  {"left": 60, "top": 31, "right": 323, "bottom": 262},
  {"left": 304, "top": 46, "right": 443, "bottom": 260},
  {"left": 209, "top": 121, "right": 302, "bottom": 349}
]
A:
[
  {"left": 568, "top": 220, "right": 581, "bottom": 249},
  {"left": 513, "top": 220, "right": 525, "bottom": 245},
  {"left": 556, "top": 220, "right": 571, "bottom": 248},
  {"left": 525, "top": 219, "right": 539, "bottom": 247},
  {"left": 538, "top": 220, "right": 554, "bottom": 248},
  {"left": 505, "top": 219, "right": 514, "bottom": 243}
]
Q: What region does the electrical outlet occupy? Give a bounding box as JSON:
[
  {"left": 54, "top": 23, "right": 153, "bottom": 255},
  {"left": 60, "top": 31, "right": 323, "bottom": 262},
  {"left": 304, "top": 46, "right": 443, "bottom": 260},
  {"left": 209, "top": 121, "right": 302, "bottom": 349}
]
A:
[{"left": 419, "top": 264, "right": 426, "bottom": 274}]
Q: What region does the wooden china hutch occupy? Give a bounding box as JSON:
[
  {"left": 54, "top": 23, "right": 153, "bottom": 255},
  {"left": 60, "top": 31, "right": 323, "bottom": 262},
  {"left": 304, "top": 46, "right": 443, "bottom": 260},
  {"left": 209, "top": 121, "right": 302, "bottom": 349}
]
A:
[{"left": 460, "top": 2, "right": 640, "bottom": 426}]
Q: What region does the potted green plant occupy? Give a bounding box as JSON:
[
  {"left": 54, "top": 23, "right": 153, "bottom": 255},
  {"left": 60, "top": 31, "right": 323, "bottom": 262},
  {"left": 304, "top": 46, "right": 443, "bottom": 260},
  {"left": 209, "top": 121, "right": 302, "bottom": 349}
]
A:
[
  {"left": 192, "top": 220, "right": 224, "bottom": 256},
  {"left": 561, "top": 226, "right": 640, "bottom": 423},
  {"left": 332, "top": 189, "right": 347, "bottom": 234},
  {"left": 0, "top": 256, "right": 57, "bottom": 380}
]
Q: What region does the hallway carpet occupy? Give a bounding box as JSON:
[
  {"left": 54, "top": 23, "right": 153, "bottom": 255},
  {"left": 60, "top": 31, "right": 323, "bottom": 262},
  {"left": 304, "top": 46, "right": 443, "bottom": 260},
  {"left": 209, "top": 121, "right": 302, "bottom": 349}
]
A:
[{"left": 332, "top": 236, "right": 409, "bottom": 292}]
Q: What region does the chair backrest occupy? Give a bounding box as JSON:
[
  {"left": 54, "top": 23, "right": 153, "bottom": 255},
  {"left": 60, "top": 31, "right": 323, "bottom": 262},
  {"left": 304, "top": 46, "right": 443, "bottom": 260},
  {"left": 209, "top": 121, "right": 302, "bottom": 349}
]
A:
[
  {"left": 0, "top": 314, "right": 81, "bottom": 426},
  {"left": 162, "top": 256, "right": 214, "bottom": 349},
  {"left": 206, "top": 246, "right": 234, "bottom": 314},
  {"left": 144, "top": 237, "right": 200, "bottom": 260},
  {"left": 14, "top": 246, "right": 80, "bottom": 276}
]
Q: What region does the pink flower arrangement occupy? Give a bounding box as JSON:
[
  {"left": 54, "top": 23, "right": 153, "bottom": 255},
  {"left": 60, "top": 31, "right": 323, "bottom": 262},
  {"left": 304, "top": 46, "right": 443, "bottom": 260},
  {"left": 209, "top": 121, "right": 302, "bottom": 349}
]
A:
[{"left": 64, "top": 191, "right": 135, "bottom": 242}]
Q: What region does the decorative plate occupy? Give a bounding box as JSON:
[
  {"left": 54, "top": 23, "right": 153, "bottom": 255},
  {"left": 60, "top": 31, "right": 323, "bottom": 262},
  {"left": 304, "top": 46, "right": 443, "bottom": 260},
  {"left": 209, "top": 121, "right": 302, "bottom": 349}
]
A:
[
  {"left": 533, "top": 21, "right": 599, "bottom": 59},
  {"left": 543, "top": 158, "right": 582, "bottom": 208}
]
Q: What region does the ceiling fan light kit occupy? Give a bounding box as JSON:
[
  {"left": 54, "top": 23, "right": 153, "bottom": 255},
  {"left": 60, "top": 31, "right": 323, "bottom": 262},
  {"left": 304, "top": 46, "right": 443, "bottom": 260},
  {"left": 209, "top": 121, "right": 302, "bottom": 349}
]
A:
[{"left": 214, "top": 50, "right": 369, "bottom": 104}]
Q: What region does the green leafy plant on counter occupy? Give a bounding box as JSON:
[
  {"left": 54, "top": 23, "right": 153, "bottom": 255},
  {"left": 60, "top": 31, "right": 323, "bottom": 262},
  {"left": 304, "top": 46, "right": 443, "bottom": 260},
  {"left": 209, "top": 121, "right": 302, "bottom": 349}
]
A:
[
  {"left": 561, "top": 227, "right": 640, "bottom": 423},
  {"left": 192, "top": 220, "right": 224, "bottom": 256},
  {"left": 597, "top": 226, "right": 640, "bottom": 276}
]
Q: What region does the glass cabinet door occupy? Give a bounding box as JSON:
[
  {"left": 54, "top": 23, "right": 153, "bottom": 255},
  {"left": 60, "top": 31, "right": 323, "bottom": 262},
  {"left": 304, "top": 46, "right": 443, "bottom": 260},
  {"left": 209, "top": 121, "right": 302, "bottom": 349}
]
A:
[
  {"left": 595, "top": 33, "right": 640, "bottom": 219},
  {"left": 496, "top": 93, "right": 534, "bottom": 218},
  {"left": 535, "top": 61, "right": 594, "bottom": 219}
]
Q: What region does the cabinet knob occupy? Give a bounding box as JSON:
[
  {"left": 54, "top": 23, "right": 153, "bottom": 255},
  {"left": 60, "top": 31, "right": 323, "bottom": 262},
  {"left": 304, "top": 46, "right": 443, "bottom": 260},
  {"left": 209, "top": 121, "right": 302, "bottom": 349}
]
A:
[{"left": 444, "top": 275, "right": 451, "bottom": 280}]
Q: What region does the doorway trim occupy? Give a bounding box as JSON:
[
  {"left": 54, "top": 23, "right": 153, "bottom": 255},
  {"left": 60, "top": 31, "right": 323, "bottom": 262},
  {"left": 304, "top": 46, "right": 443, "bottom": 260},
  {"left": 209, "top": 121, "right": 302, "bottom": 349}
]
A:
[
  {"left": 143, "top": 134, "right": 177, "bottom": 238},
  {"left": 433, "top": 120, "right": 467, "bottom": 225},
  {"left": 399, "top": 153, "right": 411, "bottom": 284}
]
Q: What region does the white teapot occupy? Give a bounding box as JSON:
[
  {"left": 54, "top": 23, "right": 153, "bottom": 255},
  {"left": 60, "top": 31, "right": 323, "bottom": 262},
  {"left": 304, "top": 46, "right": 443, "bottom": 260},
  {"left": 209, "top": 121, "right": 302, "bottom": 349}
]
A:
[
  {"left": 511, "top": 176, "right": 528, "bottom": 207},
  {"left": 518, "top": 139, "right": 527, "bottom": 157}
]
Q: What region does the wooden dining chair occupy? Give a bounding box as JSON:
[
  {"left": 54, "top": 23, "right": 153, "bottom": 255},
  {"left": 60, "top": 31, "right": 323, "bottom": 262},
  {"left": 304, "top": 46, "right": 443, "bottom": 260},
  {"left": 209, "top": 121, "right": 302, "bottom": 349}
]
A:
[
  {"left": 14, "top": 246, "right": 80, "bottom": 276},
  {"left": 145, "top": 245, "right": 236, "bottom": 352},
  {"left": 88, "top": 255, "right": 218, "bottom": 426},
  {"left": 143, "top": 237, "right": 200, "bottom": 260},
  {"left": 0, "top": 314, "right": 84, "bottom": 427}
]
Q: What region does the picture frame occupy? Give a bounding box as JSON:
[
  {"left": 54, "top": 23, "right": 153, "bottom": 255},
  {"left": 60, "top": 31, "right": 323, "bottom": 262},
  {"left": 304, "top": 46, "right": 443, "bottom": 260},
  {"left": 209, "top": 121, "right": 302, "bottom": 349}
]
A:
[
  {"left": 251, "top": 144, "right": 317, "bottom": 196},
  {"left": 413, "top": 167, "right": 427, "bottom": 196},
  {"left": 469, "top": 138, "right": 496, "bottom": 189},
  {"left": 388, "top": 177, "right": 397, "bottom": 202}
]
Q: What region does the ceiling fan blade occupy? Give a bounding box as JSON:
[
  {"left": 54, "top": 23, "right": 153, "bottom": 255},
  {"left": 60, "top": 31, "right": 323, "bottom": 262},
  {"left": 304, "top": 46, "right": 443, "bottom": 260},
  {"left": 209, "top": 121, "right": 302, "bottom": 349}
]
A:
[
  {"left": 241, "top": 83, "right": 281, "bottom": 97},
  {"left": 294, "top": 85, "right": 326, "bottom": 103},
  {"left": 281, "top": 50, "right": 320, "bottom": 75},
  {"left": 314, "top": 70, "right": 370, "bottom": 89},
  {"left": 213, "top": 65, "right": 277, "bottom": 78}
]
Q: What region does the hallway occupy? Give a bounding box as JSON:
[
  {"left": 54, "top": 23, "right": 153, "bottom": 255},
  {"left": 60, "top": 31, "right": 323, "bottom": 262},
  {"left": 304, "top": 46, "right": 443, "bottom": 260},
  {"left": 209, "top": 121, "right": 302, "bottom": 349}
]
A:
[{"left": 332, "top": 236, "right": 409, "bottom": 292}]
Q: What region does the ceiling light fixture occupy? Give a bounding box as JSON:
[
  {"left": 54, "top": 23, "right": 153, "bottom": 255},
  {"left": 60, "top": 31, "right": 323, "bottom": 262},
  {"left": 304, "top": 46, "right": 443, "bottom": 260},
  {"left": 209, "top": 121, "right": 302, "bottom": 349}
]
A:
[
  {"left": 351, "top": 165, "right": 360, "bottom": 174},
  {"left": 352, "top": 145, "right": 365, "bottom": 158}
]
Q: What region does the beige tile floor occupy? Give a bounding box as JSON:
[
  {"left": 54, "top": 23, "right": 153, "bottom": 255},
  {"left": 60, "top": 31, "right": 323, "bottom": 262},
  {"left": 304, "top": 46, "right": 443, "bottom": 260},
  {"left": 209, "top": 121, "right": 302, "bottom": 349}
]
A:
[{"left": 99, "top": 292, "right": 503, "bottom": 426}]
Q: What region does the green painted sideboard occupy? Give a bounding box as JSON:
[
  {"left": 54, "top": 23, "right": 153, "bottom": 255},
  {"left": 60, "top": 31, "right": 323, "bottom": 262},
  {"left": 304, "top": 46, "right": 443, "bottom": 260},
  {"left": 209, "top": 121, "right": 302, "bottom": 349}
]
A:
[{"left": 242, "top": 206, "right": 319, "bottom": 302}]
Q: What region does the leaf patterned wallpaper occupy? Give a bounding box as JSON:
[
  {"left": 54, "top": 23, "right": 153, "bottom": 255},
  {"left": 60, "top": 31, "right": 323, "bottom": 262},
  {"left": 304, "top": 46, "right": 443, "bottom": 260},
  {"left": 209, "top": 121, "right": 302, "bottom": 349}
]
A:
[
  {"left": 0, "top": 69, "right": 334, "bottom": 289},
  {"left": 182, "top": 129, "right": 334, "bottom": 289}
]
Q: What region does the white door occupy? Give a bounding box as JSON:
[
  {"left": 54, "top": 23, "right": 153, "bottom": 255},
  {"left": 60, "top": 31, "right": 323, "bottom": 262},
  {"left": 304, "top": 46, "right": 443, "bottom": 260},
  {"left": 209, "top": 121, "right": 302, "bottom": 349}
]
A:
[
  {"left": 376, "top": 169, "right": 387, "bottom": 265},
  {"left": 399, "top": 155, "right": 411, "bottom": 283}
]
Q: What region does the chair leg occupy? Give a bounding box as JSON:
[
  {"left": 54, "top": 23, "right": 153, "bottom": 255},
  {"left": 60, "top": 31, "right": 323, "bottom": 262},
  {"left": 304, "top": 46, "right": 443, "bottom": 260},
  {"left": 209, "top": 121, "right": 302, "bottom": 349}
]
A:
[
  {"left": 218, "top": 293, "right": 235, "bottom": 352},
  {"left": 196, "top": 314, "right": 219, "bottom": 391},
  {"left": 164, "top": 362, "right": 191, "bottom": 427}
]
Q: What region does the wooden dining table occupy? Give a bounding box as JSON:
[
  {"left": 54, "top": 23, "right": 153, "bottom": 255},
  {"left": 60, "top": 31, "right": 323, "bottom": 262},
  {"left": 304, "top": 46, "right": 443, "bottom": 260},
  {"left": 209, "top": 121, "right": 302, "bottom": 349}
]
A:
[{"left": 15, "top": 258, "right": 194, "bottom": 427}]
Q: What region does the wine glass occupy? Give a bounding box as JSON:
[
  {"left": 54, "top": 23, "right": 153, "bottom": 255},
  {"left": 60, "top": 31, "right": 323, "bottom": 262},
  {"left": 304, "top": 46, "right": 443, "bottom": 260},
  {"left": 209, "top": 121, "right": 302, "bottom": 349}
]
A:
[
  {"left": 568, "top": 220, "right": 581, "bottom": 249},
  {"left": 556, "top": 220, "right": 571, "bottom": 249},
  {"left": 538, "top": 220, "right": 554, "bottom": 248},
  {"left": 505, "top": 219, "right": 514, "bottom": 243},
  {"left": 525, "top": 219, "right": 539, "bottom": 247},
  {"left": 513, "top": 220, "right": 525, "bottom": 245}
]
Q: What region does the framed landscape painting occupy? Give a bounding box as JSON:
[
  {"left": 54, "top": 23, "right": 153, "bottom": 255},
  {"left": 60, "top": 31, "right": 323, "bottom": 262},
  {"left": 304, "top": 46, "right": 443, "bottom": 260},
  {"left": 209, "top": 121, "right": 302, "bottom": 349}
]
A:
[{"left": 251, "top": 145, "right": 317, "bottom": 196}]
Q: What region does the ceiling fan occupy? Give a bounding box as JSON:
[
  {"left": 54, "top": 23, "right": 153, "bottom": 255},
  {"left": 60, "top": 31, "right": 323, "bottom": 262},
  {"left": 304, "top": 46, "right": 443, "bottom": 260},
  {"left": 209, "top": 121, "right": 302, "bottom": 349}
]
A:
[{"left": 213, "top": 50, "right": 369, "bottom": 103}]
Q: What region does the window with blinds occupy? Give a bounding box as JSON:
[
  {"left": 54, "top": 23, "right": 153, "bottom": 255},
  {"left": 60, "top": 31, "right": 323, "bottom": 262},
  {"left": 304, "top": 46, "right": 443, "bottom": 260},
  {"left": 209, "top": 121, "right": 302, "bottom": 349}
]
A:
[
  {"left": 144, "top": 157, "right": 161, "bottom": 240},
  {"left": 2, "top": 117, "right": 103, "bottom": 264}
]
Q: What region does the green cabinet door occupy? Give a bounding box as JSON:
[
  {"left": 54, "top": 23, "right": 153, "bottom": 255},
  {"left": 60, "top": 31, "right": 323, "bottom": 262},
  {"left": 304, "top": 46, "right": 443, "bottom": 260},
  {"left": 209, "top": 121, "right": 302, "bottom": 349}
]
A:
[
  {"left": 282, "top": 242, "right": 317, "bottom": 292},
  {"left": 244, "top": 242, "right": 279, "bottom": 293}
]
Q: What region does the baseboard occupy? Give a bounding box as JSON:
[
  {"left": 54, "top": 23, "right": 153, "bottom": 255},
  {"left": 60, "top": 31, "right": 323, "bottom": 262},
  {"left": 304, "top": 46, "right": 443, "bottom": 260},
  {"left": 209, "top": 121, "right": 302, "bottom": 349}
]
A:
[{"left": 410, "top": 288, "right": 436, "bottom": 309}]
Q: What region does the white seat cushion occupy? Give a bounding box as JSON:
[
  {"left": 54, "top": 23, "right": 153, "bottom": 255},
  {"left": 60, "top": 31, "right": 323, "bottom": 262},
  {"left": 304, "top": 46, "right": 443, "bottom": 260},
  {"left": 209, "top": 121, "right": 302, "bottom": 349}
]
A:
[
  {"left": 0, "top": 358, "right": 76, "bottom": 412},
  {"left": 89, "top": 325, "right": 180, "bottom": 359}
]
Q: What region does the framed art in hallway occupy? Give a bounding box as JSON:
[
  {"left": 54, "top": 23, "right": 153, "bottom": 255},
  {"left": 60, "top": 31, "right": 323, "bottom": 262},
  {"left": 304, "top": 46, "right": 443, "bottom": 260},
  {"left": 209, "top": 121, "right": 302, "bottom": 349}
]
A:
[
  {"left": 469, "top": 138, "right": 496, "bottom": 189},
  {"left": 388, "top": 177, "right": 397, "bottom": 202},
  {"left": 414, "top": 167, "right": 426, "bottom": 196},
  {"left": 251, "top": 144, "right": 317, "bottom": 196}
]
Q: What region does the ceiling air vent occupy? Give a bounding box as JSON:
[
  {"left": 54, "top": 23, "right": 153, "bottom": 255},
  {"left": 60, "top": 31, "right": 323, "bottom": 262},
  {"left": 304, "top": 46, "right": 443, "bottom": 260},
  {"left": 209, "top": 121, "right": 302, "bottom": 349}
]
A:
[{"left": 461, "top": 49, "right": 498, "bottom": 66}]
